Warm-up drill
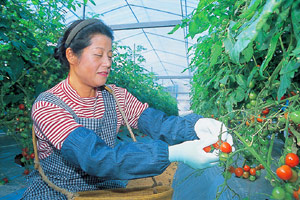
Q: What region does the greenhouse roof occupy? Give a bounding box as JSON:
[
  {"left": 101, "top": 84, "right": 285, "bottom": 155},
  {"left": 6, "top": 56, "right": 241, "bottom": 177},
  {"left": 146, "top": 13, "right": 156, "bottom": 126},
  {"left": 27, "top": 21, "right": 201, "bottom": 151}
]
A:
[{"left": 63, "top": 0, "right": 199, "bottom": 113}]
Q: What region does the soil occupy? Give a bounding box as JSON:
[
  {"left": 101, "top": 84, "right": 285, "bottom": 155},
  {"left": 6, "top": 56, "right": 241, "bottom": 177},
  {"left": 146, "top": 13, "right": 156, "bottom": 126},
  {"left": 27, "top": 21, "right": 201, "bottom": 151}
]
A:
[{"left": 126, "top": 162, "right": 178, "bottom": 188}]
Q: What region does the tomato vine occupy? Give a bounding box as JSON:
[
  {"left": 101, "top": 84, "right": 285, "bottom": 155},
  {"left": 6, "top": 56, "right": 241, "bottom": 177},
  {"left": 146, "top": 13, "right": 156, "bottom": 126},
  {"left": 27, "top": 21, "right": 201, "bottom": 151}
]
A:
[{"left": 172, "top": 0, "right": 300, "bottom": 199}]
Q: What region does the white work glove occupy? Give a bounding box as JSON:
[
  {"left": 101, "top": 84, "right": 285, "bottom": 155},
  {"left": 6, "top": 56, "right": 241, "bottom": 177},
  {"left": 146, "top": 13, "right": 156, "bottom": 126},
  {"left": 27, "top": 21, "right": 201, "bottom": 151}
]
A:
[
  {"left": 169, "top": 140, "right": 219, "bottom": 169},
  {"left": 194, "top": 118, "right": 234, "bottom": 152}
]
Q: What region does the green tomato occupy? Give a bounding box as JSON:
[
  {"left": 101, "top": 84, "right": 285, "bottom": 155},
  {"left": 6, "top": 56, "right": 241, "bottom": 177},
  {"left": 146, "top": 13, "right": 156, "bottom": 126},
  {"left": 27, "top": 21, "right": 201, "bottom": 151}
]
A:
[
  {"left": 219, "top": 152, "right": 229, "bottom": 162},
  {"left": 223, "top": 171, "right": 232, "bottom": 179},
  {"left": 249, "top": 175, "right": 256, "bottom": 181},
  {"left": 256, "top": 170, "right": 261, "bottom": 177},
  {"left": 0, "top": 180, "right": 4, "bottom": 185},
  {"left": 250, "top": 100, "right": 257, "bottom": 106},
  {"left": 246, "top": 103, "right": 252, "bottom": 109},
  {"left": 290, "top": 110, "right": 300, "bottom": 124},
  {"left": 272, "top": 186, "right": 286, "bottom": 200},
  {"left": 248, "top": 80, "right": 256, "bottom": 89},
  {"left": 284, "top": 183, "right": 294, "bottom": 194},
  {"left": 249, "top": 92, "right": 257, "bottom": 100}
]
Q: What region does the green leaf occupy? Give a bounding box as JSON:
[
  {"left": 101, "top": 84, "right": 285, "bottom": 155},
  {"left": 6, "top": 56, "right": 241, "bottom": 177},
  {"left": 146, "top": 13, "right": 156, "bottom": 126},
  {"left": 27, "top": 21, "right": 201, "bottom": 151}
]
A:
[
  {"left": 259, "top": 31, "right": 281, "bottom": 78},
  {"left": 235, "top": 87, "right": 246, "bottom": 102},
  {"left": 89, "top": 0, "right": 96, "bottom": 6},
  {"left": 241, "top": 42, "right": 253, "bottom": 62},
  {"left": 230, "top": 0, "right": 283, "bottom": 63},
  {"left": 291, "top": 1, "right": 300, "bottom": 42},
  {"left": 210, "top": 41, "right": 222, "bottom": 66},
  {"left": 168, "top": 24, "right": 180, "bottom": 35},
  {"left": 239, "top": 0, "right": 261, "bottom": 20},
  {"left": 236, "top": 74, "right": 247, "bottom": 89},
  {"left": 277, "top": 59, "right": 300, "bottom": 99}
]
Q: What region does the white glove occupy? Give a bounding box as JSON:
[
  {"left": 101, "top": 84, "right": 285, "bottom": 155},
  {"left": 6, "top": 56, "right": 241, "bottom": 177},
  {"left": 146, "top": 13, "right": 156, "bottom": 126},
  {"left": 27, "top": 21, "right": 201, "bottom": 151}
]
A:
[
  {"left": 194, "top": 118, "right": 234, "bottom": 151},
  {"left": 169, "top": 140, "right": 219, "bottom": 169}
]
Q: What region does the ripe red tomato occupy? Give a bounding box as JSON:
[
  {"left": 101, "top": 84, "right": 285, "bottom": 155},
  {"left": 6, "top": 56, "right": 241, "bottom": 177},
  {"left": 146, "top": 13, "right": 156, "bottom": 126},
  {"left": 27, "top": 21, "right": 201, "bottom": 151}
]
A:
[
  {"left": 285, "top": 153, "right": 299, "bottom": 167},
  {"left": 203, "top": 145, "right": 212, "bottom": 153},
  {"left": 257, "top": 117, "right": 263, "bottom": 123},
  {"left": 249, "top": 168, "right": 256, "bottom": 176},
  {"left": 30, "top": 153, "right": 35, "bottom": 159},
  {"left": 18, "top": 104, "right": 25, "bottom": 110},
  {"left": 259, "top": 164, "right": 265, "bottom": 169},
  {"left": 262, "top": 108, "right": 270, "bottom": 115},
  {"left": 220, "top": 142, "right": 232, "bottom": 153},
  {"left": 24, "top": 169, "right": 30, "bottom": 175},
  {"left": 243, "top": 165, "right": 250, "bottom": 172},
  {"left": 276, "top": 165, "right": 292, "bottom": 180},
  {"left": 234, "top": 167, "right": 243, "bottom": 177},
  {"left": 227, "top": 166, "right": 235, "bottom": 174},
  {"left": 212, "top": 140, "right": 223, "bottom": 149}
]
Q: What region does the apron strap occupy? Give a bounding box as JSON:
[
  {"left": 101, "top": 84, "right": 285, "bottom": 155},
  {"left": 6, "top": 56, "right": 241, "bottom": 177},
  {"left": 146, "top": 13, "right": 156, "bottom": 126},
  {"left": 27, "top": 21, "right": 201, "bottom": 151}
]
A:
[{"left": 32, "top": 127, "right": 79, "bottom": 200}]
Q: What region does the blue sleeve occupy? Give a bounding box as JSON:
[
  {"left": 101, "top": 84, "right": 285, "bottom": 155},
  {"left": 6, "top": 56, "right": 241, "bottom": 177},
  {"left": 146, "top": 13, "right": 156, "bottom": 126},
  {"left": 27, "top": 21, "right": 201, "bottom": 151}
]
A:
[
  {"left": 137, "top": 108, "right": 202, "bottom": 145},
  {"left": 61, "top": 127, "right": 170, "bottom": 180}
]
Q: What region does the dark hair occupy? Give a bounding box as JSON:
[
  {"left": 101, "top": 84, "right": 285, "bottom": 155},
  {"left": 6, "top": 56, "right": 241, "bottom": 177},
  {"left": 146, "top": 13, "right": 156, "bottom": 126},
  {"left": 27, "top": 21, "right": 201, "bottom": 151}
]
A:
[{"left": 54, "top": 19, "right": 114, "bottom": 68}]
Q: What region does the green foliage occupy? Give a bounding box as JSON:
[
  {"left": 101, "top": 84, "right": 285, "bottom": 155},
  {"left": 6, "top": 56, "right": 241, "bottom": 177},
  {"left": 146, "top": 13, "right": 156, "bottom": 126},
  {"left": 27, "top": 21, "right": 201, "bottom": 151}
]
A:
[{"left": 171, "top": 0, "right": 300, "bottom": 198}]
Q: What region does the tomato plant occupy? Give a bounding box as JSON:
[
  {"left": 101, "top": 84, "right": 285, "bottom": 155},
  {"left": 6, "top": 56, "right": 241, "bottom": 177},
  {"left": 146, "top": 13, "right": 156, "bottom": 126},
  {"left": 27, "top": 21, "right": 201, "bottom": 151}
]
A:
[{"left": 172, "top": 0, "right": 300, "bottom": 198}]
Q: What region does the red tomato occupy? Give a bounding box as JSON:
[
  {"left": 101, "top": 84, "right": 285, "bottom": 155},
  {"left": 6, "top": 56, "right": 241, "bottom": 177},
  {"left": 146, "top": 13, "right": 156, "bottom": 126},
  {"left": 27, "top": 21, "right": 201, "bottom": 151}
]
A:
[
  {"left": 257, "top": 117, "right": 263, "bottom": 123},
  {"left": 203, "top": 145, "right": 212, "bottom": 153},
  {"left": 259, "top": 164, "right": 265, "bottom": 169},
  {"left": 262, "top": 108, "right": 270, "bottom": 115},
  {"left": 3, "top": 178, "right": 8, "bottom": 183},
  {"left": 212, "top": 140, "right": 223, "bottom": 149},
  {"left": 30, "top": 153, "right": 35, "bottom": 159},
  {"left": 276, "top": 165, "right": 292, "bottom": 180},
  {"left": 249, "top": 168, "right": 256, "bottom": 176},
  {"left": 220, "top": 142, "right": 232, "bottom": 153},
  {"left": 243, "top": 165, "right": 250, "bottom": 172},
  {"left": 234, "top": 167, "right": 243, "bottom": 177},
  {"left": 24, "top": 169, "right": 30, "bottom": 175},
  {"left": 18, "top": 104, "right": 25, "bottom": 110},
  {"left": 285, "top": 153, "right": 299, "bottom": 167},
  {"left": 227, "top": 166, "right": 235, "bottom": 174}
]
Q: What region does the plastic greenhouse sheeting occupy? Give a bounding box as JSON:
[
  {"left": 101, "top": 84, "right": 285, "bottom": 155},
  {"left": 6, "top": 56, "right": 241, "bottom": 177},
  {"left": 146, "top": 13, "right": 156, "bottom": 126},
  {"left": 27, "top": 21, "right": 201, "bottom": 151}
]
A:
[{"left": 172, "top": 140, "right": 284, "bottom": 200}]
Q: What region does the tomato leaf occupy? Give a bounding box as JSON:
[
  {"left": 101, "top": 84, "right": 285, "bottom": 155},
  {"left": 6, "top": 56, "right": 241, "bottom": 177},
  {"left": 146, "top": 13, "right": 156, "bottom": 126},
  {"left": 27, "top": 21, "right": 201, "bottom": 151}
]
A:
[
  {"left": 210, "top": 41, "right": 222, "bottom": 66},
  {"left": 241, "top": 42, "right": 254, "bottom": 62},
  {"left": 277, "top": 59, "right": 300, "bottom": 99},
  {"left": 291, "top": 1, "right": 300, "bottom": 42},
  {"left": 236, "top": 74, "right": 247, "bottom": 89},
  {"left": 259, "top": 31, "right": 281, "bottom": 78}
]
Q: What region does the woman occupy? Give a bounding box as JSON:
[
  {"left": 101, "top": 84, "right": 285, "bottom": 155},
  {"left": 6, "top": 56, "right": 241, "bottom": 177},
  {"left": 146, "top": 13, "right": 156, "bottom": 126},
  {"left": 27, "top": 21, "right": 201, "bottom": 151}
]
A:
[{"left": 21, "top": 19, "right": 233, "bottom": 199}]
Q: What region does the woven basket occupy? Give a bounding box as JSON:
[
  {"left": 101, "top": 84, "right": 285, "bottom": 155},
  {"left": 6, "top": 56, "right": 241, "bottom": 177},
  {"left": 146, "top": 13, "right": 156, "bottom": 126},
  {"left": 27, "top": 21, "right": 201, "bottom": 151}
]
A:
[{"left": 74, "top": 186, "right": 173, "bottom": 200}]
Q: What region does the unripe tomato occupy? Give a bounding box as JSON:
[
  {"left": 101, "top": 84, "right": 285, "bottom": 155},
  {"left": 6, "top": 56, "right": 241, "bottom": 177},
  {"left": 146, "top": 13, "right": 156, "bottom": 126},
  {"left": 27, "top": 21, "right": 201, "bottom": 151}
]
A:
[
  {"left": 219, "top": 152, "right": 229, "bottom": 162},
  {"left": 249, "top": 92, "right": 257, "bottom": 100},
  {"left": 234, "top": 167, "right": 243, "bottom": 177},
  {"left": 242, "top": 171, "right": 250, "bottom": 179},
  {"left": 272, "top": 186, "right": 286, "bottom": 200},
  {"left": 220, "top": 142, "right": 232, "bottom": 153},
  {"left": 249, "top": 175, "right": 256, "bottom": 181},
  {"left": 276, "top": 165, "right": 292, "bottom": 180},
  {"left": 290, "top": 110, "right": 300, "bottom": 124},
  {"left": 285, "top": 153, "right": 299, "bottom": 167}
]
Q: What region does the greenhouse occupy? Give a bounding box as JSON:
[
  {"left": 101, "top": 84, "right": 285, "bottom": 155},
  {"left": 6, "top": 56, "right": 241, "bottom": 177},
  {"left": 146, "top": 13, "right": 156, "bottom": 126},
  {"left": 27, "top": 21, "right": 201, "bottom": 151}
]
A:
[{"left": 0, "top": 0, "right": 300, "bottom": 200}]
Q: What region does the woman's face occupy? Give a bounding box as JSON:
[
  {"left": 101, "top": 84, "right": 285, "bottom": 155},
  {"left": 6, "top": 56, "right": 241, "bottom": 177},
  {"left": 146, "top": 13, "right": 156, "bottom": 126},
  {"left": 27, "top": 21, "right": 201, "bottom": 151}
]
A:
[{"left": 69, "top": 34, "right": 113, "bottom": 89}]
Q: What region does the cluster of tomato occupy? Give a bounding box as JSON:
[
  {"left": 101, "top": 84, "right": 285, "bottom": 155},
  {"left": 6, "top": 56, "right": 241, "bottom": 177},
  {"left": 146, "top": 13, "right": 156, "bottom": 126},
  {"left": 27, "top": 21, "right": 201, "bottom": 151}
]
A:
[
  {"left": 272, "top": 152, "right": 300, "bottom": 200},
  {"left": 228, "top": 163, "right": 265, "bottom": 181},
  {"left": 20, "top": 147, "right": 33, "bottom": 175},
  {"left": 0, "top": 177, "right": 9, "bottom": 185}
]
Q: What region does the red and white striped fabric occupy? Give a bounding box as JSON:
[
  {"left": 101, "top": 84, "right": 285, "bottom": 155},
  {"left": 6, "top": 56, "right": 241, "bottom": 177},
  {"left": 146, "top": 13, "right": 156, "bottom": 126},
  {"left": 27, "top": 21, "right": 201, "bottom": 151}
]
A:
[{"left": 32, "top": 78, "right": 149, "bottom": 159}]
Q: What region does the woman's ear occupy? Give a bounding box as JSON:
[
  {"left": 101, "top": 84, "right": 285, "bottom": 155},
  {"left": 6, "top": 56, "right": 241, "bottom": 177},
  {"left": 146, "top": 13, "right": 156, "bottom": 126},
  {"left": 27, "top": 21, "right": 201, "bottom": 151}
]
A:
[{"left": 66, "top": 48, "right": 77, "bottom": 65}]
